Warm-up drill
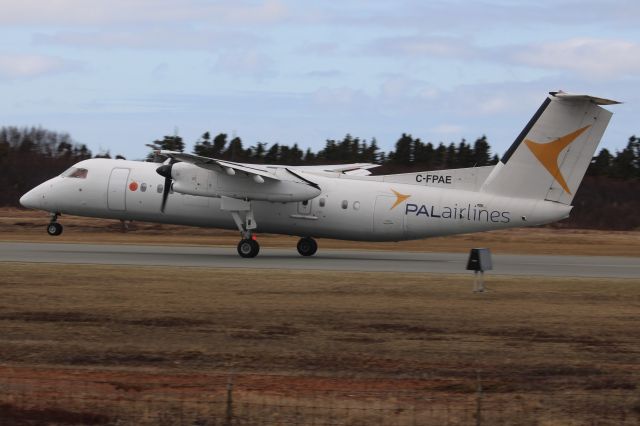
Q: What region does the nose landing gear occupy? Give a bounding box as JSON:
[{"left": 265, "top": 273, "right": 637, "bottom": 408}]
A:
[
  {"left": 297, "top": 237, "right": 318, "bottom": 257},
  {"left": 46, "top": 213, "right": 63, "bottom": 236}
]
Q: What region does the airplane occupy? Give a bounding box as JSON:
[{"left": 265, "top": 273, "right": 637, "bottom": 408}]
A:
[{"left": 19, "top": 91, "right": 619, "bottom": 258}]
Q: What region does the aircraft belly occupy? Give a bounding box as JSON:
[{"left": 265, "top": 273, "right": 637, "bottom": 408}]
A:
[
  {"left": 251, "top": 196, "right": 376, "bottom": 240},
  {"left": 146, "top": 196, "right": 234, "bottom": 228}
]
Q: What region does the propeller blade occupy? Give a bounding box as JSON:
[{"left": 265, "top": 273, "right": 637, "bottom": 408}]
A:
[
  {"left": 161, "top": 177, "right": 171, "bottom": 213},
  {"left": 156, "top": 164, "right": 174, "bottom": 213}
]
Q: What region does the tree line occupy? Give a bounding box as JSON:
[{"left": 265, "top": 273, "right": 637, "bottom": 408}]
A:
[
  {"left": 145, "top": 132, "right": 499, "bottom": 171},
  {"left": 587, "top": 136, "right": 640, "bottom": 178},
  {"left": 2, "top": 126, "right": 638, "bottom": 229},
  {"left": 144, "top": 130, "right": 639, "bottom": 178},
  {"left": 0, "top": 126, "right": 92, "bottom": 207}
]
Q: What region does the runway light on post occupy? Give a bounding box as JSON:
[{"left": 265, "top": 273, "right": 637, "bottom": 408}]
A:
[{"left": 467, "top": 248, "right": 492, "bottom": 293}]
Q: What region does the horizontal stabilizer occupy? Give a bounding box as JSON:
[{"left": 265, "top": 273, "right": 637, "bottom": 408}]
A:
[{"left": 549, "top": 91, "right": 621, "bottom": 105}]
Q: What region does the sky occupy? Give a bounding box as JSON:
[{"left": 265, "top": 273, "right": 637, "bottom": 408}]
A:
[{"left": 1, "top": 0, "right": 639, "bottom": 160}]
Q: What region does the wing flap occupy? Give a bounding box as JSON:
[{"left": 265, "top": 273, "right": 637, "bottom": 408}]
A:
[{"left": 296, "top": 163, "right": 379, "bottom": 173}]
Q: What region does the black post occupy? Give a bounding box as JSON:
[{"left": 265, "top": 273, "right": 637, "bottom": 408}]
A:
[
  {"left": 475, "top": 371, "right": 483, "bottom": 426},
  {"left": 225, "top": 376, "right": 234, "bottom": 426}
]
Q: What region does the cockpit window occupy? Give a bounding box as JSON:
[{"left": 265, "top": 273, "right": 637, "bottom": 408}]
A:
[{"left": 61, "top": 167, "right": 88, "bottom": 179}]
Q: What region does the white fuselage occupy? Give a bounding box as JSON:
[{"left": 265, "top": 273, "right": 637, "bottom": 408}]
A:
[{"left": 21, "top": 158, "right": 572, "bottom": 241}]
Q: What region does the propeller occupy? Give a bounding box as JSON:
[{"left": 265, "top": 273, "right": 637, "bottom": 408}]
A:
[{"left": 156, "top": 161, "right": 174, "bottom": 213}]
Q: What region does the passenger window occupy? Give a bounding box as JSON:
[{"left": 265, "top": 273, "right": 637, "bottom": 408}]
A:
[
  {"left": 157, "top": 184, "right": 163, "bottom": 193},
  {"left": 140, "top": 183, "right": 147, "bottom": 192},
  {"left": 341, "top": 200, "right": 348, "bottom": 209},
  {"left": 319, "top": 198, "right": 326, "bottom": 207},
  {"left": 353, "top": 201, "right": 360, "bottom": 210},
  {"left": 61, "top": 167, "right": 88, "bottom": 179}
]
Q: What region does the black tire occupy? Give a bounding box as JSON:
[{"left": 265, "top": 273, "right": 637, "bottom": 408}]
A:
[
  {"left": 237, "top": 238, "right": 260, "bottom": 258},
  {"left": 297, "top": 237, "right": 318, "bottom": 257},
  {"left": 47, "top": 222, "right": 63, "bottom": 236}
]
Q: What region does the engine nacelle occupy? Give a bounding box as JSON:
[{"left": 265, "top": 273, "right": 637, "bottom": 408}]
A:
[{"left": 170, "top": 162, "right": 320, "bottom": 202}]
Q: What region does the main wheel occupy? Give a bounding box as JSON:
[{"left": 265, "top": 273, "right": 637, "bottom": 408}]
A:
[
  {"left": 237, "top": 238, "right": 260, "bottom": 258},
  {"left": 297, "top": 237, "right": 318, "bottom": 257},
  {"left": 46, "top": 222, "right": 63, "bottom": 236}
]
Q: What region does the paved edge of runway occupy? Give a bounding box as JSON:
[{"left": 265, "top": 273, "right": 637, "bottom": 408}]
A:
[{"left": 1, "top": 242, "right": 639, "bottom": 279}]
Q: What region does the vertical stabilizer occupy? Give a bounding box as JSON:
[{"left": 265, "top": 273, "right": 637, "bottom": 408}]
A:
[{"left": 481, "top": 91, "right": 619, "bottom": 204}]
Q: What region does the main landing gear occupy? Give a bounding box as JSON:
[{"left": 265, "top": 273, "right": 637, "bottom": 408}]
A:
[
  {"left": 236, "top": 236, "right": 318, "bottom": 258},
  {"left": 237, "top": 237, "right": 260, "bottom": 258},
  {"left": 224, "top": 198, "right": 260, "bottom": 258},
  {"left": 297, "top": 237, "right": 318, "bottom": 257},
  {"left": 222, "top": 197, "right": 318, "bottom": 258},
  {"left": 46, "top": 213, "right": 63, "bottom": 236}
]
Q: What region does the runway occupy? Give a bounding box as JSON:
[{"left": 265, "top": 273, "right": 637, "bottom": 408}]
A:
[{"left": 0, "top": 242, "right": 638, "bottom": 278}]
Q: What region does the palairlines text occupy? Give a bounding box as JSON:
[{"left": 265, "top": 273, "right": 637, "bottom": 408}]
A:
[{"left": 405, "top": 203, "right": 511, "bottom": 223}]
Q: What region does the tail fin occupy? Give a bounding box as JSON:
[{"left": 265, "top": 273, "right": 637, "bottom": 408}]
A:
[{"left": 481, "top": 91, "right": 620, "bottom": 204}]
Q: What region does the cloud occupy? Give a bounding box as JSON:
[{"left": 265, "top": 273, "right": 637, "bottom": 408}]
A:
[
  {"left": 432, "top": 124, "right": 463, "bottom": 135},
  {"left": 304, "top": 70, "right": 343, "bottom": 78},
  {"left": 363, "top": 35, "right": 474, "bottom": 59},
  {"left": 508, "top": 38, "right": 640, "bottom": 78},
  {"left": 378, "top": 75, "right": 435, "bottom": 100},
  {"left": 475, "top": 96, "right": 512, "bottom": 114},
  {"left": 213, "top": 50, "right": 275, "bottom": 80},
  {"left": 34, "top": 28, "right": 265, "bottom": 51},
  {"left": 0, "top": 0, "right": 289, "bottom": 26},
  {"left": 152, "top": 63, "right": 169, "bottom": 77},
  {"left": 0, "top": 54, "right": 78, "bottom": 78},
  {"left": 298, "top": 0, "right": 640, "bottom": 32},
  {"left": 312, "top": 86, "right": 369, "bottom": 107},
  {"left": 222, "top": 0, "right": 288, "bottom": 25},
  {"left": 363, "top": 34, "right": 640, "bottom": 80},
  {"left": 294, "top": 42, "right": 340, "bottom": 55}
]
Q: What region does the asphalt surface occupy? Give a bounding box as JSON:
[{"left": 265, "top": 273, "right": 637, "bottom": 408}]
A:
[{"left": 0, "top": 242, "right": 638, "bottom": 278}]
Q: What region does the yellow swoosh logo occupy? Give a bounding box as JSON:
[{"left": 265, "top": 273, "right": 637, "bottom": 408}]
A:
[
  {"left": 524, "top": 125, "right": 590, "bottom": 195},
  {"left": 390, "top": 189, "right": 410, "bottom": 210}
]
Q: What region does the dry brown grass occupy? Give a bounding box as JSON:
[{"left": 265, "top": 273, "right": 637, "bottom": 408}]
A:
[
  {"left": 2, "top": 263, "right": 638, "bottom": 379},
  {"left": 2, "top": 207, "right": 639, "bottom": 256},
  {"left": 0, "top": 262, "right": 639, "bottom": 423}
]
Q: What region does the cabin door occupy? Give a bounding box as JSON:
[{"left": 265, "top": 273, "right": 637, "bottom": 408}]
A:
[
  {"left": 107, "top": 168, "right": 130, "bottom": 211},
  {"left": 373, "top": 195, "right": 405, "bottom": 239}
]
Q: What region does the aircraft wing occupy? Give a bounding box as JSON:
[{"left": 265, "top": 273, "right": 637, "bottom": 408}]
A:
[
  {"left": 161, "top": 150, "right": 378, "bottom": 179},
  {"left": 159, "top": 150, "right": 278, "bottom": 181}
]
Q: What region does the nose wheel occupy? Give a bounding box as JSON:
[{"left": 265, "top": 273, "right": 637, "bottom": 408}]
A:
[
  {"left": 47, "top": 222, "right": 63, "bottom": 236},
  {"left": 297, "top": 237, "right": 318, "bottom": 257},
  {"left": 46, "top": 213, "right": 63, "bottom": 236},
  {"left": 237, "top": 238, "right": 260, "bottom": 258}
]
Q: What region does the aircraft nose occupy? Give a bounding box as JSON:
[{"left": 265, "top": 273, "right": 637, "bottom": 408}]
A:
[{"left": 19, "top": 188, "right": 40, "bottom": 209}]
